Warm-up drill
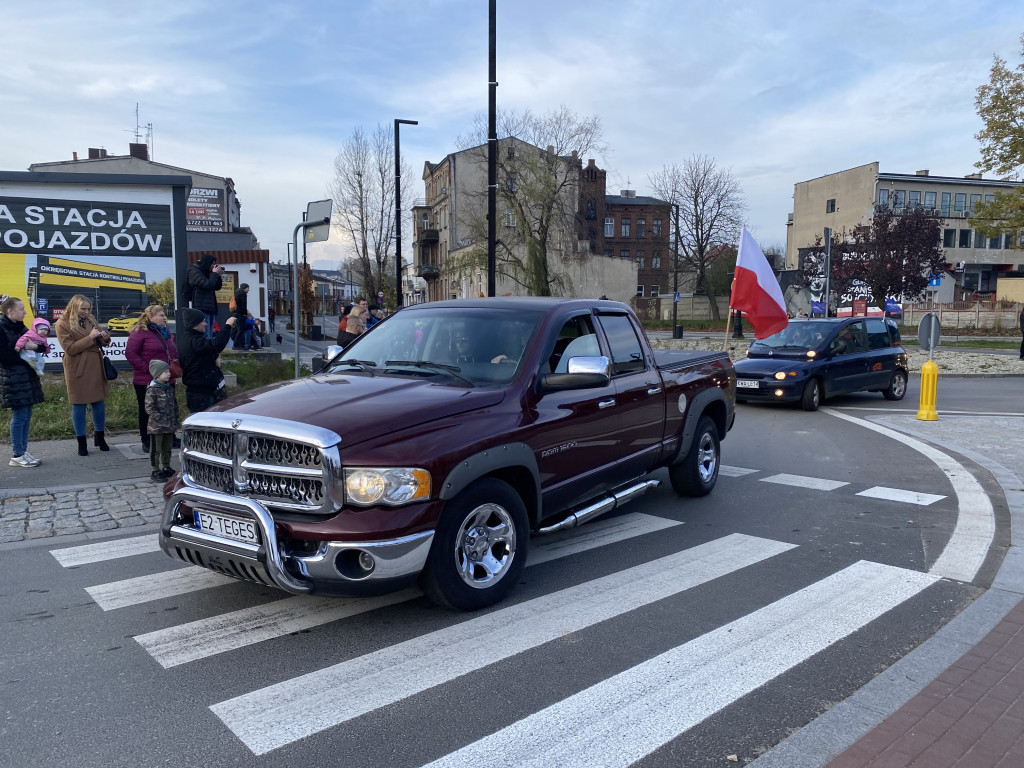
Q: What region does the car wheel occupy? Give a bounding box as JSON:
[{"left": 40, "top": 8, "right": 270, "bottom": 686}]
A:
[
  {"left": 800, "top": 378, "right": 821, "bottom": 411},
  {"left": 421, "top": 478, "right": 529, "bottom": 611},
  {"left": 883, "top": 370, "right": 908, "bottom": 401},
  {"left": 669, "top": 415, "right": 720, "bottom": 497}
]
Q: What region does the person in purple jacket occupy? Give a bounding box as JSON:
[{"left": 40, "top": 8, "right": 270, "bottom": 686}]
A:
[{"left": 125, "top": 305, "right": 180, "bottom": 451}]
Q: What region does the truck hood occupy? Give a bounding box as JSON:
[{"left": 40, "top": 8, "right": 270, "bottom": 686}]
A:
[{"left": 209, "top": 374, "right": 506, "bottom": 446}]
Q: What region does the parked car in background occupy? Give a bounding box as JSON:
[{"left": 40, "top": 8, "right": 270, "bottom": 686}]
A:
[
  {"left": 106, "top": 313, "right": 142, "bottom": 333},
  {"left": 734, "top": 317, "right": 908, "bottom": 411}
]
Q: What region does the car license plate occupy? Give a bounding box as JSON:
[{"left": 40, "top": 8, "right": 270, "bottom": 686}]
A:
[
  {"left": 194, "top": 509, "right": 260, "bottom": 546},
  {"left": 736, "top": 379, "right": 760, "bottom": 389}
]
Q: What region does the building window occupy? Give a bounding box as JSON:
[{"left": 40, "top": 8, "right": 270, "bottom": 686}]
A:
[
  {"left": 893, "top": 190, "right": 906, "bottom": 208},
  {"left": 652, "top": 256, "right": 661, "bottom": 269},
  {"left": 989, "top": 235, "right": 1001, "bottom": 249},
  {"left": 636, "top": 255, "right": 645, "bottom": 268},
  {"left": 908, "top": 191, "right": 921, "bottom": 209},
  {"left": 825, "top": 198, "right": 836, "bottom": 213},
  {"left": 604, "top": 249, "right": 613, "bottom": 258},
  {"left": 604, "top": 217, "right": 614, "bottom": 237},
  {"left": 505, "top": 175, "right": 517, "bottom": 192},
  {"left": 505, "top": 207, "right": 516, "bottom": 227},
  {"left": 636, "top": 285, "right": 645, "bottom": 297},
  {"left": 621, "top": 218, "right": 631, "bottom": 238},
  {"left": 878, "top": 189, "right": 889, "bottom": 206},
  {"left": 941, "top": 192, "right": 951, "bottom": 216},
  {"left": 976, "top": 231, "right": 987, "bottom": 249},
  {"left": 652, "top": 219, "right": 662, "bottom": 236},
  {"left": 637, "top": 218, "right": 646, "bottom": 237},
  {"left": 924, "top": 191, "right": 936, "bottom": 210},
  {"left": 969, "top": 193, "right": 982, "bottom": 215},
  {"left": 943, "top": 228, "right": 956, "bottom": 248},
  {"left": 620, "top": 249, "right": 630, "bottom": 259},
  {"left": 954, "top": 193, "right": 966, "bottom": 212},
  {"left": 586, "top": 200, "right": 596, "bottom": 220},
  {"left": 958, "top": 229, "right": 972, "bottom": 248},
  {"left": 651, "top": 285, "right": 660, "bottom": 298}
]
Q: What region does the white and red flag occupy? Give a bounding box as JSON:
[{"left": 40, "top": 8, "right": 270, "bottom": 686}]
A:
[{"left": 731, "top": 227, "right": 789, "bottom": 339}]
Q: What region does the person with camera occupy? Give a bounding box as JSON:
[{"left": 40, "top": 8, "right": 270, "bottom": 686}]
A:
[
  {"left": 179, "top": 308, "right": 236, "bottom": 413},
  {"left": 186, "top": 253, "right": 225, "bottom": 339}
]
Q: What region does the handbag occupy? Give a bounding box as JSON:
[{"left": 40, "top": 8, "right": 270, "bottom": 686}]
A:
[
  {"left": 102, "top": 355, "right": 118, "bottom": 380},
  {"left": 169, "top": 359, "right": 183, "bottom": 379}
]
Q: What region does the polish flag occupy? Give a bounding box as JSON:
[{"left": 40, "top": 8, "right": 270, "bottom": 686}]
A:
[{"left": 732, "top": 227, "right": 789, "bottom": 339}]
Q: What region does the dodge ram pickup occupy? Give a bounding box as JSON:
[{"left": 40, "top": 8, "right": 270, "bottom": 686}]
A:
[{"left": 161, "top": 297, "right": 736, "bottom": 610}]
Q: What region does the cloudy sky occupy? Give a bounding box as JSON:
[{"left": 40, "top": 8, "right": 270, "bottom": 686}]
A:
[{"left": 3, "top": 0, "right": 1022, "bottom": 269}]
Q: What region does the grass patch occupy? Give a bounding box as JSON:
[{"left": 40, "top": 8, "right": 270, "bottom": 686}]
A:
[{"left": 0, "top": 358, "right": 310, "bottom": 442}]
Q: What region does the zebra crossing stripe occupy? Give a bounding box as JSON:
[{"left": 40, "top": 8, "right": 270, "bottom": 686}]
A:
[
  {"left": 86, "top": 567, "right": 235, "bottom": 611},
  {"left": 419, "top": 560, "right": 938, "bottom": 768},
  {"left": 136, "top": 513, "right": 683, "bottom": 668},
  {"left": 50, "top": 534, "right": 160, "bottom": 567},
  {"left": 719, "top": 464, "right": 759, "bottom": 477},
  {"left": 210, "top": 533, "right": 796, "bottom": 755},
  {"left": 857, "top": 486, "right": 946, "bottom": 506},
  {"left": 760, "top": 473, "right": 849, "bottom": 491}
]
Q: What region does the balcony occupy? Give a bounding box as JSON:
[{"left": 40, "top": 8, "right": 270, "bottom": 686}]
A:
[
  {"left": 418, "top": 228, "right": 439, "bottom": 245},
  {"left": 418, "top": 263, "right": 440, "bottom": 280}
]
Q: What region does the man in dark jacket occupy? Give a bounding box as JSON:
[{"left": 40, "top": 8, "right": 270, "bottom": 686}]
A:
[
  {"left": 179, "top": 308, "right": 236, "bottom": 413},
  {"left": 187, "top": 254, "right": 224, "bottom": 339},
  {"left": 231, "top": 283, "right": 250, "bottom": 349}
]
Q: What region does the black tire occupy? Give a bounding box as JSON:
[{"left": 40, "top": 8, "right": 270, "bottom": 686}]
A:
[
  {"left": 883, "top": 370, "right": 908, "bottom": 401},
  {"left": 421, "top": 478, "right": 529, "bottom": 611},
  {"left": 669, "top": 415, "right": 720, "bottom": 497},
  {"left": 800, "top": 378, "right": 821, "bottom": 411}
]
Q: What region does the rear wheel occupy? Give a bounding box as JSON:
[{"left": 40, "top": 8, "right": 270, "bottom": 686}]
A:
[
  {"left": 800, "top": 378, "right": 821, "bottom": 411},
  {"left": 883, "top": 370, "right": 908, "bottom": 401},
  {"left": 669, "top": 415, "right": 720, "bottom": 497},
  {"left": 421, "top": 478, "right": 529, "bottom": 611}
]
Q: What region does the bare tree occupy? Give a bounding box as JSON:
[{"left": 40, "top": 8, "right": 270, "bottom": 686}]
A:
[
  {"left": 649, "top": 156, "right": 746, "bottom": 320},
  {"left": 448, "top": 106, "right": 606, "bottom": 296},
  {"left": 327, "top": 125, "right": 414, "bottom": 306}
]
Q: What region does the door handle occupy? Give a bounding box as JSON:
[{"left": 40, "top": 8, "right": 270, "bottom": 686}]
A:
[
  {"left": 598, "top": 399, "right": 616, "bottom": 409},
  {"left": 647, "top": 386, "right": 662, "bottom": 395}
]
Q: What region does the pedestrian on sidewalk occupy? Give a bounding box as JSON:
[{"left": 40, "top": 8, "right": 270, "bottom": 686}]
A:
[
  {"left": 231, "top": 283, "right": 250, "bottom": 349},
  {"left": 54, "top": 294, "right": 112, "bottom": 457},
  {"left": 125, "top": 305, "right": 180, "bottom": 452},
  {"left": 145, "top": 360, "right": 178, "bottom": 481},
  {"left": 186, "top": 254, "right": 224, "bottom": 339},
  {"left": 0, "top": 296, "right": 44, "bottom": 467},
  {"left": 268, "top": 306, "right": 276, "bottom": 332},
  {"left": 179, "top": 308, "right": 235, "bottom": 413}
]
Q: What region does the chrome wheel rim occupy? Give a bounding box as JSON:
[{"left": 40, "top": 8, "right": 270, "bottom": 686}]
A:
[
  {"left": 454, "top": 503, "right": 517, "bottom": 589},
  {"left": 696, "top": 431, "right": 718, "bottom": 484},
  {"left": 892, "top": 374, "right": 906, "bottom": 398}
]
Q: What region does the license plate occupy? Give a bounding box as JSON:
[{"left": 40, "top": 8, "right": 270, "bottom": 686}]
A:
[
  {"left": 194, "top": 509, "right": 260, "bottom": 546},
  {"left": 736, "top": 379, "right": 760, "bottom": 389}
]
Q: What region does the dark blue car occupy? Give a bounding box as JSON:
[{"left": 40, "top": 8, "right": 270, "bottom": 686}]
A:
[{"left": 733, "top": 317, "right": 908, "bottom": 411}]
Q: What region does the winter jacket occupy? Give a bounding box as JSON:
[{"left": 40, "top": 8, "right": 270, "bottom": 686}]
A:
[
  {"left": 144, "top": 381, "right": 178, "bottom": 434},
  {"left": 125, "top": 327, "right": 179, "bottom": 386},
  {"left": 179, "top": 322, "right": 232, "bottom": 395},
  {"left": 55, "top": 316, "right": 111, "bottom": 405},
  {"left": 187, "top": 254, "right": 222, "bottom": 315},
  {"left": 0, "top": 315, "right": 44, "bottom": 409}
]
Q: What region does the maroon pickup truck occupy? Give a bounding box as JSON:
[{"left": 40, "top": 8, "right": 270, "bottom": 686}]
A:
[{"left": 161, "top": 298, "right": 736, "bottom": 610}]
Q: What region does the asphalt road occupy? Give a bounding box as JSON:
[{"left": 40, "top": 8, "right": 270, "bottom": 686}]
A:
[{"left": 0, "top": 381, "right": 1015, "bottom": 767}]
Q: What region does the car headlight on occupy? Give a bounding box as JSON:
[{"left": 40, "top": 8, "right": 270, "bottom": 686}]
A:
[
  {"left": 774, "top": 371, "right": 797, "bottom": 380},
  {"left": 344, "top": 467, "right": 431, "bottom": 506}
]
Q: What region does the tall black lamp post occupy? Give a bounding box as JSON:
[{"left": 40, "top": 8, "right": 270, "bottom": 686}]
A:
[
  {"left": 671, "top": 203, "right": 682, "bottom": 339},
  {"left": 394, "top": 118, "right": 418, "bottom": 308}
]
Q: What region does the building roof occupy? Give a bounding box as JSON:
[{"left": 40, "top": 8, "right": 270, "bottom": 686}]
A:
[
  {"left": 605, "top": 194, "right": 670, "bottom": 207},
  {"left": 29, "top": 155, "right": 234, "bottom": 187}
]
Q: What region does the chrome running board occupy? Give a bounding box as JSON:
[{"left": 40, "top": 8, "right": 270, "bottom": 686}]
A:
[{"left": 538, "top": 479, "right": 661, "bottom": 534}]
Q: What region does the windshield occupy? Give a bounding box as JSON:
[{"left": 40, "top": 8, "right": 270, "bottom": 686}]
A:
[
  {"left": 322, "top": 307, "right": 542, "bottom": 386},
  {"left": 748, "top": 321, "right": 831, "bottom": 353}
]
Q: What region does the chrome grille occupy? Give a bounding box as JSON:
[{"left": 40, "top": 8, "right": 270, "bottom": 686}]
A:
[
  {"left": 246, "top": 471, "right": 325, "bottom": 506},
  {"left": 248, "top": 436, "right": 322, "bottom": 469},
  {"left": 182, "top": 457, "right": 233, "bottom": 493},
  {"left": 184, "top": 429, "right": 233, "bottom": 458}
]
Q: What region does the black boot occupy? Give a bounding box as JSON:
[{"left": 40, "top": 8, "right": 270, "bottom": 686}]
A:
[
  {"left": 94, "top": 431, "right": 110, "bottom": 451},
  {"left": 141, "top": 434, "right": 150, "bottom": 452},
  {"left": 77, "top": 436, "right": 89, "bottom": 456}
]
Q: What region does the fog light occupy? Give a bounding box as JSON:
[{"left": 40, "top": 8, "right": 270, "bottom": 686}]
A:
[
  {"left": 358, "top": 550, "right": 375, "bottom": 572},
  {"left": 774, "top": 388, "right": 784, "bottom": 397}
]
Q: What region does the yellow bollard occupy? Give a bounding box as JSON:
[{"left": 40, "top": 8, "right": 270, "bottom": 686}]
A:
[{"left": 917, "top": 359, "right": 938, "bottom": 421}]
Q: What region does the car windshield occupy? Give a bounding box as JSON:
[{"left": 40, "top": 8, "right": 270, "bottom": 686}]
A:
[
  {"left": 322, "top": 307, "right": 542, "bottom": 386},
  {"left": 748, "top": 321, "right": 832, "bottom": 352}
]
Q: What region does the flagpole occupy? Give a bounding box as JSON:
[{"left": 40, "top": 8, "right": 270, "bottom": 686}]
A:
[{"left": 723, "top": 282, "right": 734, "bottom": 352}]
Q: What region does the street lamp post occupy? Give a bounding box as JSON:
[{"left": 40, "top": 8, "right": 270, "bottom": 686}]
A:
[
  {"left": 672, "top": 203, "right": 682, "bottom": 339},
  {"left": 394, "top": 118, "right": 418, "bottom": 309}
]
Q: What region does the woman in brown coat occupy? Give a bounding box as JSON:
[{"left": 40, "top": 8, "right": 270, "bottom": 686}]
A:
[{"left": 54, "top": 294, "right": 112, "bottom": 456}]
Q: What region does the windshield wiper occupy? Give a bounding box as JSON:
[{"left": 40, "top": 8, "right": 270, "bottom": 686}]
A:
[
  {"left": 332, "top": 359, "right": 377, "bottom": 375},
  {"left": 384, "top": 360, "right": 475, "bottom": 386}
]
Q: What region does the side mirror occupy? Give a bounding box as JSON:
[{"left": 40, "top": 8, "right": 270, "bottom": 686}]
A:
[
  {"left": 536, "top": 355, "right": 612, "bottom": 394},
  {"left": 324, "top": 344, "right": 343, "bottom": 361}
]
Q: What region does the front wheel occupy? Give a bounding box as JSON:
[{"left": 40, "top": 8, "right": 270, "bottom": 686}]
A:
[
  {"left": 421, "top": 478, "right": 529, "bottom": 611},
  {"left": 800, "top": 378, "right": 821, "bottom": 411},
  {"left": 883, "top": 370, "right": 908, "bottom": 401},
  {"left": 669, "top": 415, "right": 720, "bottom": 497}
]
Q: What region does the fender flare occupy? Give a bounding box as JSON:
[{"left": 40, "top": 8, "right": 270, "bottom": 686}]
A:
[
  {"left": 438, "top": 442, "right": 542, "bottom": 513},
  {"left": 673, "top": 387, "right": 730, "bottom": 465}
]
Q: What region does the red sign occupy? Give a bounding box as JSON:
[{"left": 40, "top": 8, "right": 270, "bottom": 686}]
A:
[{"left": 852, "top": 299, "right": 868, "bottom": 316}]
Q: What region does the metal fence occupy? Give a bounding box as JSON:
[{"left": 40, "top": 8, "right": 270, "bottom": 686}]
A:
[{"left": 902, "top": 300, "right": 1023, "bottom": 331}]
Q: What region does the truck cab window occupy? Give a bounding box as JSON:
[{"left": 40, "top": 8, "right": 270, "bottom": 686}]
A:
[{"left": 596, "top": 313, "right": 645, "bottom": 374}]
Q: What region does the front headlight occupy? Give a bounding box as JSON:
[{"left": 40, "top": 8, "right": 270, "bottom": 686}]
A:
[{"left": 344, "top": 467, "right": 431, "bottom": 506}]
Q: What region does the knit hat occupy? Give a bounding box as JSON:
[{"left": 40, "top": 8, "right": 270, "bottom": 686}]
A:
[
  {"left": 149, "top": 359, "right": 170, "bottom": 378},
  {"left": 184, "top": 308, "right": 205, "bottom": 328}
]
